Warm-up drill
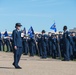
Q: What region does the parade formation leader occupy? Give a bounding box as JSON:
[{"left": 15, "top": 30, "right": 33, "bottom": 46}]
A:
[{"left": 12, "top": 23, "right": 23, "bottom": 69}]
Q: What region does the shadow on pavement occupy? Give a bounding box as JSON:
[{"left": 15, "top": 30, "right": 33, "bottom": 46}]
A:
[{"left": 0, "top": 67, "right": 15, "bottom": 69}]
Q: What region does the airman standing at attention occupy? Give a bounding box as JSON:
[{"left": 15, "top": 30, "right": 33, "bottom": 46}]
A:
[{"left": 12, "top": 23, "right": 23, "bottom": 69}]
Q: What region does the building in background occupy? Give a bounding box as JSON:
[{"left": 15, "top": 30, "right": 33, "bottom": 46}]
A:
[{"left": 69, "top": 28, "right": 76, "bottom": 32}]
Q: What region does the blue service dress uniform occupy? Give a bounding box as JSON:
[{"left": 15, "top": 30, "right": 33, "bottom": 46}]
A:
[
  {"left": 37, "top": 37, "right": 43, "bottom": 56},
  {"left": 69, "top": 35, "right": 74, "bottom": 60},
  {"left": 0, "top": 32, "right": 2, "bottom": 51},
  {"left": 62, "top": 31, "right": 71, "bottom": 61},
  {"left": 22, "top": 37, "right": 29, "bottom": 55},
  {"left": 59, "top": 35, "right": 64, "bottom": 57},
  {"left": 3, "top": 38, "right": 11, "bottom": 52},
  {"left": 12, "top": 29, "right": 23, "bottom": 67},
  {"left": 45, "top": 35, "right": 49, "bottom": 57},
  {"left": 48, "top": 36, "right": 52, "bottom": 56},
  {"left": 41, "top": 35, "right": 47, "bottom": 58},
  {"left": 28, "top": 38, "right": 36, "bottom": 56},
  {"left": 0, "top": 32, "right": 4, "bottom": 51},
  {"left": 72, "top": 36, "right": 76, "bottom": 58},
  {"left": 56, "top": 36, "right": 61, "bottom": 58},
  {"left": 51, "top": 37, "right": 57, "bottom": 59}
]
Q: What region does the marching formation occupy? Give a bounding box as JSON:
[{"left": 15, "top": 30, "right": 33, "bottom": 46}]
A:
[{"left": 0, "top": 24, "right": 76, "bottom": 62}]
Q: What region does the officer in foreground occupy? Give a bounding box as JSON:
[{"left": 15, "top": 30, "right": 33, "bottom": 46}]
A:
[{"left": 12, "top": 23, "right": 23, "bottom": 69}]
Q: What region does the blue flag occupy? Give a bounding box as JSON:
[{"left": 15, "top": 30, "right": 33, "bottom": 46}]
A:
[
  {"left": 3, "top": 31, "right": 8, "bottom": 37},
  {"left": 50, "top": 22, "right": 57, "bottom": 32},
  {"left": 28, "top": 26, "right": 34, "bottom": 36}
]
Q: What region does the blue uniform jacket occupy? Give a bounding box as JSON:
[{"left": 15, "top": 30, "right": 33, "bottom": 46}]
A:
[{"left": 12, "top": 29, "right": 22, "bottom": 47}]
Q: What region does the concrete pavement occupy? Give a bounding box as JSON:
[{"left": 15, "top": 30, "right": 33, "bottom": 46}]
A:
[{"left": 0, "top": 52, "right": 76, "bottom": 75}]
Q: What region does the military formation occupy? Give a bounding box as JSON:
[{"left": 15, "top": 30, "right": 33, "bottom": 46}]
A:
[{"left": 0, "top": 24, "right": 76, "bottom": 62}]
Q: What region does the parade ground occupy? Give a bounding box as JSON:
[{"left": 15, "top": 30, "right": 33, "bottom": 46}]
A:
[{"left": 0, "top": 52, "right": 76, "bottom": 75}]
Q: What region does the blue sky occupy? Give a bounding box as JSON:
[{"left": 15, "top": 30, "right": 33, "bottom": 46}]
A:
[{"left": 0, "top": 0, "right": 76, "bottom": 32}]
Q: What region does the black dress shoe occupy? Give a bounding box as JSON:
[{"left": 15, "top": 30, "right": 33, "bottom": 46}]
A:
[
  {"left": 15, "top": 66, "right": 22, "bottom": 69},
  {"left": 12, "top": 63, "right": 15, "bottom": 66},
  {"left": 62, "top": 59, "right": 70, "bottom": 61},
  {"left": 12, "top": 63, "right": 22, "bottom": 69}
]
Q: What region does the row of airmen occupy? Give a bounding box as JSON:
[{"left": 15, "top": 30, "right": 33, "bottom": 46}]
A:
[
  {"left": 0, "top": 31, "right": 12, "bottom": 52},
  {"left": 0, "top": 26, "right": 76, "bottom": 61}
]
